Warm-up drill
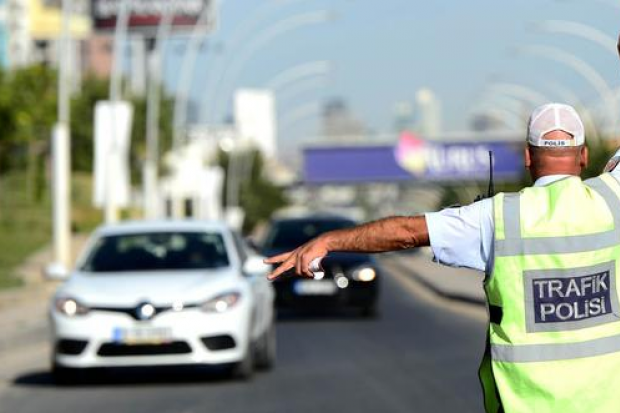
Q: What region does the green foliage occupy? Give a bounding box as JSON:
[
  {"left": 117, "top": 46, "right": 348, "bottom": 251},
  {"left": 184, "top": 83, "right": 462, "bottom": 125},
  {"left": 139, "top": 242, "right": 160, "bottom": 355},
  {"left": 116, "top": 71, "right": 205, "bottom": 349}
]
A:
[
  {"left": 0, "top": 65, "right": 174, "bottom": 289},
  {"left": 217, "top": 149, "right": 288, "bottom": 234},
  {"left": 70, "top": 76, "right": 108, "bottom": 172},
  {"left": 0, "top": 172, "right": 99, "bottom": 289},
  {"left": 439, "top": 142, "right": 617, "bottom": 208},
  {"left": 129, "top": 92, "right": 174, "bottom": 182}
]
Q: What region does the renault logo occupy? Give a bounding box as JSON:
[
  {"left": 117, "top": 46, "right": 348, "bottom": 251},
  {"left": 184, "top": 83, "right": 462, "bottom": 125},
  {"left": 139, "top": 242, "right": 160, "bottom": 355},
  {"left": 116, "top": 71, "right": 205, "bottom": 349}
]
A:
[{"left": 135, "top": 302, "right": 156, "bottom": 321}]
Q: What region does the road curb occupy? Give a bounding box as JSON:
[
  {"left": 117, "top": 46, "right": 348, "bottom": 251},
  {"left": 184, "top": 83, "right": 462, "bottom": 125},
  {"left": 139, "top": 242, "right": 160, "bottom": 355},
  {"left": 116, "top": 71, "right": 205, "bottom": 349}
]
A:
[{"left": 388, "top": 254, "right": 486, "bottom": 306}]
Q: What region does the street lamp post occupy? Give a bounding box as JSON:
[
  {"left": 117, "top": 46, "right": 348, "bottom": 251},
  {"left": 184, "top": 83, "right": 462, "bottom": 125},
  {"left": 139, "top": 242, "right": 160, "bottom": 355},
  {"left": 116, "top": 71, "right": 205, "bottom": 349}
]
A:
[
  {"left": 143, "top": 3, "right": 176, "bottom": 219},
  {"left": 51, "top": 0, "right": 73, "bottom": 269},
  {"left": 203, "top": 10, "right": 334, "bottom": 125},
  {"left": 516, "top": 45, "right": 618, "bottom": 137}
]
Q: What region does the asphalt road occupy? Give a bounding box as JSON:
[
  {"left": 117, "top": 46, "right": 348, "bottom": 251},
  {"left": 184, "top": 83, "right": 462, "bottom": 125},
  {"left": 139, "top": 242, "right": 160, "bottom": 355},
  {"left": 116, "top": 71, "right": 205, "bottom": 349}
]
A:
[{"left": 0, "top": 256, "right": 487, "bottom": 413}]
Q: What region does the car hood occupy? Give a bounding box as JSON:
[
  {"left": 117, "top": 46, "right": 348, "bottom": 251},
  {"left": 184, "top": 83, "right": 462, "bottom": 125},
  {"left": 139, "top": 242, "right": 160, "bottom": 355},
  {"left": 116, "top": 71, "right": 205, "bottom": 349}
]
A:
[{"left": 57, "top": 268, "right": 244, "bottom": 307}]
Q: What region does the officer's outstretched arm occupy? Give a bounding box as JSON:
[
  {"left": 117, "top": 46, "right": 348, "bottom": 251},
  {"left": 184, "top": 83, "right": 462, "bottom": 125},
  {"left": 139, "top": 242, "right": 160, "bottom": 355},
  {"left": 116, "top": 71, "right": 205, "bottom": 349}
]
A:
[{"left": 265, "top": 216, "right": 429, "bottom": 280}]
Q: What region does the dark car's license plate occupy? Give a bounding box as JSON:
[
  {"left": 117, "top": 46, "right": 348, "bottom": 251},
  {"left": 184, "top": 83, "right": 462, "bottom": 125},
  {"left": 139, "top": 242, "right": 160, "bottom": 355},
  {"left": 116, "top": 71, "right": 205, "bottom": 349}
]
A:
[{"left": 294, "top": 280, "right": 337, "bottom": 296}]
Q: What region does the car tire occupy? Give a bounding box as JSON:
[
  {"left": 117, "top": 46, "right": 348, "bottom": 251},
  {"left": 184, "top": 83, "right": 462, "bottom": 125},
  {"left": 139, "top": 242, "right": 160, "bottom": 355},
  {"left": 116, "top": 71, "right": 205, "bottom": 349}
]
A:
[
  {"left": 254, "top": 321, "right": 276, "bottom": 371},
  {"left": 230, "top": 341, "right": 255, "bottom": 380}
]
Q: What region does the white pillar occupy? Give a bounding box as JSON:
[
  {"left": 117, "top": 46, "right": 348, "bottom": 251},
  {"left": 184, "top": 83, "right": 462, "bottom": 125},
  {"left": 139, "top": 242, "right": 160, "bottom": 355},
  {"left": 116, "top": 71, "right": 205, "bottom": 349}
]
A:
[
  {"left": 142, "top": 161, "right": 158, "bottom": 219},
  {"left": 52, "top": 124, "right": 71, "bottom": 267}
]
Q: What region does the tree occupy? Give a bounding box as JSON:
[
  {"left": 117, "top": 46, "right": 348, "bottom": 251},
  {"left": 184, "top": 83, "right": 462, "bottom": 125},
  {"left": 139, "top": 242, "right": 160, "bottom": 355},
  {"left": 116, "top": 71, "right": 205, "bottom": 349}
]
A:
[{"left": 217, "top": 148, "right": 288, "bottom": 233}]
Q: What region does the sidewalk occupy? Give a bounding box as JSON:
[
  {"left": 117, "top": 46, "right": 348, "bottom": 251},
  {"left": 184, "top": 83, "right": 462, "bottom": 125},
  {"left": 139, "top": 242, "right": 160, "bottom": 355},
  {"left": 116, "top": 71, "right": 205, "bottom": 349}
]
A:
[
  {"left": 0, "top": 234, "right": 89, "bottom": 354},
  {"left": 389, "top": 249, "right": 486, "bottom": 305}
]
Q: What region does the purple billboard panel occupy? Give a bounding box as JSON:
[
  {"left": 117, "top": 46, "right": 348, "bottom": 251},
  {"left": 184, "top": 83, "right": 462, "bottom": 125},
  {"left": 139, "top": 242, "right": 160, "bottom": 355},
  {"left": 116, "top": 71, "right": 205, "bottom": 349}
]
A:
[{"left": 303, "top": 139, "right": 524, "bottom": 184}]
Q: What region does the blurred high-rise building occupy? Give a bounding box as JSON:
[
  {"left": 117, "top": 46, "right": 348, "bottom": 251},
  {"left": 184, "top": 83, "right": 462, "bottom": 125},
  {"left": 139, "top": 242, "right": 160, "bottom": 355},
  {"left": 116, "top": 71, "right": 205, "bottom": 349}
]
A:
[
  {"left": 393, "top": 101, "right": 415, "bottom": 133},
  {"left": 322, "top": 98, "right": 366, "bottom": 142},
  {"left": 416, "top": 88, "right": 441, "bottom": 139},
  {"left": 470, "top": 113, "right": 504, "bottom": 132}
]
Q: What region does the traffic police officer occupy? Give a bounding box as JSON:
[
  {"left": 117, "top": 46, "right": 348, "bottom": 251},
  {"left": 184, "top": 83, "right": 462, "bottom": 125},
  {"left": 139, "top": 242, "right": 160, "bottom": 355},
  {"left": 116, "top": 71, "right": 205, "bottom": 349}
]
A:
[{"left": 266, "top": 103, "right": 620, "bottom": 413}]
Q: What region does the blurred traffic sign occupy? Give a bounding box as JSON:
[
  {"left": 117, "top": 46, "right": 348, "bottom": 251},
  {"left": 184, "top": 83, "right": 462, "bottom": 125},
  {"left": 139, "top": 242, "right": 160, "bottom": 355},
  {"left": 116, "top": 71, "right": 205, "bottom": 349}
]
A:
[{"left": 92, "top": 0, "right": 216, "bottom": 34}]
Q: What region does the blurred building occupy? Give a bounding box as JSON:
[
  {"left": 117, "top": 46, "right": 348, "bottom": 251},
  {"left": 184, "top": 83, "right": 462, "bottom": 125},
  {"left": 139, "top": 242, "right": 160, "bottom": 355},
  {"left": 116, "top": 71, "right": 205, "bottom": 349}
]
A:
[
  {"left": 470, "top": 113, "right": 505, "bottom": 132},
  {"left": 393, "top": 101, "right": 415, "bottom": 133},
  {"left": 234, "top": 89, "right": 277, "bottom": 159},
  {"left": 322, "top": 98, "right": 366, "bottom": 142},
  {"left": 83, "top": 34, "right": 112, "bottom": 78},
  {"left": 0, "top": 0, "right": 8, "bottom": 67},
  {"left": 6, "top": 0, "right": 91, "bottom": 69},
  {"left": 415, "top": 88, "right": 441, "bottom": 139}
]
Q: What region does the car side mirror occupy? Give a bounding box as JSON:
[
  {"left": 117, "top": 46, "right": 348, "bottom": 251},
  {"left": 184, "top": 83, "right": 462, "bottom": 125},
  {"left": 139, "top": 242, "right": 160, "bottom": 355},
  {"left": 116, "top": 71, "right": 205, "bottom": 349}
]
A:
[
  {"left": 44, "top": 262, "right": 70, "bottom": 281},
  {"left": 245, "top": 237, "right": 260, "bottom": 252},
  {"left": 243, "top": 256, "right": 270, "bottom": 278}
]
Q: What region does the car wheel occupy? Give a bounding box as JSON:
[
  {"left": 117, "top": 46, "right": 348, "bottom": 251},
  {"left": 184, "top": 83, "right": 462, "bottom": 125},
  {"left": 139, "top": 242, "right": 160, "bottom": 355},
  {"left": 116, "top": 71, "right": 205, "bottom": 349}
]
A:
[
  {"left": 230, "top": 341, "right": 255, "bottom": 380},
  {"left": 254, "top": 321, "right": 276, "bottom": 371}
]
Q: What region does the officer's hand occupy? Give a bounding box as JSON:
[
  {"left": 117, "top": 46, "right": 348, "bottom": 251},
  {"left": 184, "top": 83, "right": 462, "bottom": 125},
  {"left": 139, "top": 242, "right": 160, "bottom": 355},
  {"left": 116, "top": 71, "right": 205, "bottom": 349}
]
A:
[{"left": 264, "top": 237, "right": 328, "bottom": 281}]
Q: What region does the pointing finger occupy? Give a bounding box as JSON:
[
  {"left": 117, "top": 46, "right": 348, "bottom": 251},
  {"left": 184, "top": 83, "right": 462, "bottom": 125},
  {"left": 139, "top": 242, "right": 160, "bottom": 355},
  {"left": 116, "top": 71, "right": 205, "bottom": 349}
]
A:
[
  {"left": 267, "top": 257, "right": 295, "bottom": 281},
  {"left": 264, "top": 251, "right": 293, "bottom": 264}
]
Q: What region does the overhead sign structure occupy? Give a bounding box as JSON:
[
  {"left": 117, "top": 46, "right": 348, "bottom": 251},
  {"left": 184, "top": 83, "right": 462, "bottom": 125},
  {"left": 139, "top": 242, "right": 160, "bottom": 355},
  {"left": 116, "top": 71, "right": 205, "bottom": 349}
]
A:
[
  {"left": 304, "top": 133, "right": 524, "bottom": 184},
  {"left": 92, "top": 0, "right": 216, "bottom": 33}
]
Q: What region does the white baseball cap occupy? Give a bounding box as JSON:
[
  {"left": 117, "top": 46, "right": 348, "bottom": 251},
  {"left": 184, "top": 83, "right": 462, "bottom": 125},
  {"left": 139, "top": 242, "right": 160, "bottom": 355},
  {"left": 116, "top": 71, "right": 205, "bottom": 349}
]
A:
[{"left": 527, "top": 103, "right": 585, "bottom": 147}]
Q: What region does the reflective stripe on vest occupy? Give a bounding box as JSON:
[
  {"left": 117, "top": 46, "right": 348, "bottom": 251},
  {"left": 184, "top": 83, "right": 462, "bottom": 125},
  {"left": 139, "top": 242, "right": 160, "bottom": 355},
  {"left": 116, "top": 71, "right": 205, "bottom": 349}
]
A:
[
  {"left": 491, "top": 175, "right": 620, "bottom": 363},
  {"left": 492, "top": 332, "right": 620, "bottom": 363},
  {"left": 483, "top": 175, "right": 620, "bottom": 413},
  {"left": 495, "top": 176, "right": 620, "bottom": 257}
]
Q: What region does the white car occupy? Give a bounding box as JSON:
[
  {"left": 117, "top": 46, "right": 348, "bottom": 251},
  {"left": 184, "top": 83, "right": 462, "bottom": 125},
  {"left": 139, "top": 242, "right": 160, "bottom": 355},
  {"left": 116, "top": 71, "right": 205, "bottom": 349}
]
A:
[{"left": 49, "top": 220, "right": 276, "bottom": 383}]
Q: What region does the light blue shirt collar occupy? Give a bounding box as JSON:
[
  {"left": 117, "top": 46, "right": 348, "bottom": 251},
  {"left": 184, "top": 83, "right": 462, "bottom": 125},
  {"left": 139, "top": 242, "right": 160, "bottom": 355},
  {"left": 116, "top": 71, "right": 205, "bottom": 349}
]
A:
[{"left": 533, "top": 174, "right": 574, "bottom": 187}]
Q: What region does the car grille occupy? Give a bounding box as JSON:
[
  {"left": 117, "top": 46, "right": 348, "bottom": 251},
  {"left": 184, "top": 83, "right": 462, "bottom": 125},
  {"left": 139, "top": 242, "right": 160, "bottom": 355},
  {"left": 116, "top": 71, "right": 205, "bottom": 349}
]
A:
[
  {"left": 97, "top": 341, "right": 192, "bottom": 357},
  {"left": 56, "top": 339, "right": 88, "bottom": 355},
  {"left": 201, "top": 335, "right": 236, "bottom": 351}
]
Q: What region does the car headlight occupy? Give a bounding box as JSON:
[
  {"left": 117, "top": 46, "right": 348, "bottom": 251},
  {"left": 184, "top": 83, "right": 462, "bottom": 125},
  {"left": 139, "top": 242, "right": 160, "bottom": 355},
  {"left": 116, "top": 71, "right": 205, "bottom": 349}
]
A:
[
  {"left": 201, "top": 292, "right": 241, "bottom": 313},
  {"left": 351, "top": 267, "right": 377, "bottom": 282},
  {"left": 55, "top": 297, "right": 90, "bottom": 317}
]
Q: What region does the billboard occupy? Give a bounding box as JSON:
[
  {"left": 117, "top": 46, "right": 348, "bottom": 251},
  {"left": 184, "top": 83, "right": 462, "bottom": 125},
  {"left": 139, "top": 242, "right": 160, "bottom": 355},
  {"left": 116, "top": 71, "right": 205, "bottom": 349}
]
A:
[
  {"left": 303, "top": 133, "right": 524, "bottom": 184},
  {"left": 92, "top": 0, "right": 215, "bottom": 33}
]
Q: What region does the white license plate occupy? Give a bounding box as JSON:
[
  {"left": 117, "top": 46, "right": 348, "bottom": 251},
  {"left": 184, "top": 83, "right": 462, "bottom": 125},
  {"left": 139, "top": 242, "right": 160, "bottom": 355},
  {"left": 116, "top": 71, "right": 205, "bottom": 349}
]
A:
[
  {"left": 294, "top": 280, "right": 337, "bottom": 296},
  {"left": 112, "top": 327, "right": 173, "bottom": 345}
]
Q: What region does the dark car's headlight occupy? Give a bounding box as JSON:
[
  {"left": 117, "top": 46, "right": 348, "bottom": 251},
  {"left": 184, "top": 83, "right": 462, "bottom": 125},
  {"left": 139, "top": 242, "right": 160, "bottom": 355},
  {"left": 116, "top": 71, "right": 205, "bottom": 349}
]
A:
[
  {"left": 201, "top": 292, "right": 241, "bottom": 313},
  {"left": 351, "top": 267, "right": 377, "bottom": 282},
  {"left": 55, "top": 297, "right": 90, "bottom": 317}
]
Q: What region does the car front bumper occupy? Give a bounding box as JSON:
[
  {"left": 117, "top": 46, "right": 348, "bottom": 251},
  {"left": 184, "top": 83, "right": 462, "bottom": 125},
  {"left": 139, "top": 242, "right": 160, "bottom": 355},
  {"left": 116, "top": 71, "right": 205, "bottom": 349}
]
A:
[{"left": 50, "top": 306, "right": 251, "bottom": 369}]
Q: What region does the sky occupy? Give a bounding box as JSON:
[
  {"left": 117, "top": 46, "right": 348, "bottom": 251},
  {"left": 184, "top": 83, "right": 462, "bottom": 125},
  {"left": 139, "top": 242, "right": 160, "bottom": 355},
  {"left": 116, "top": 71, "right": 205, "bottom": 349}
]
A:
[{"left": 161, "top": 0, "right": 620, "bottom": 149}]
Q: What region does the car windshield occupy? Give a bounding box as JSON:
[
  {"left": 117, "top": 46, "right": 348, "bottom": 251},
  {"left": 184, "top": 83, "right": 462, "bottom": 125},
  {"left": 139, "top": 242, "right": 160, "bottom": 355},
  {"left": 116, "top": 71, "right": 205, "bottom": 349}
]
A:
[
  {"left": 263, "top": 219, "right": 355, "bottom": 251},
  {"left": 80, "top": 232, "right": 230, "bottom": 272}
]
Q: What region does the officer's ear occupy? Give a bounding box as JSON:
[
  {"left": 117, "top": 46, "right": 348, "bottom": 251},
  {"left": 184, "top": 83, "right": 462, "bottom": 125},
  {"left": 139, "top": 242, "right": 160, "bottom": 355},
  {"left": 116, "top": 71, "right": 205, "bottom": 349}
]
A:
[
  {"left": 524, "top": 146, "right": 532, "bottom": 169},
  {"left": 580, "top": 145, "right": 589, "bottom": 169}
]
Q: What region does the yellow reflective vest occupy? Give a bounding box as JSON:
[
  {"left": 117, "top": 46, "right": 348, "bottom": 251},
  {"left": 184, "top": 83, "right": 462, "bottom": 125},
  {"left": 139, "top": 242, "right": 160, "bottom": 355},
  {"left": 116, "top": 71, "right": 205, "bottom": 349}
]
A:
[{"left": 481, "top": 174, "right": 620, "bottom": 413}]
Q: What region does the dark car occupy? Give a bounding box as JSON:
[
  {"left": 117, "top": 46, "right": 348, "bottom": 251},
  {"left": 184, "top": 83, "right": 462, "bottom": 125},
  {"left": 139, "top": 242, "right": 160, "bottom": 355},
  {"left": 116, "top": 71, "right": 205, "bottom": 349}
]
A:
[{"left": 260, "top": 216, "right": 380, "bottom": 316}]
